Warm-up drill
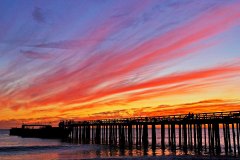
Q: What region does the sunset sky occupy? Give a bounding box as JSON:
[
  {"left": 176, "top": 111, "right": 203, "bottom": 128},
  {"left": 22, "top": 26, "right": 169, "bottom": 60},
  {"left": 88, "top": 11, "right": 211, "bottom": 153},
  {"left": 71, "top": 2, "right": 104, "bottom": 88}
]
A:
[{"left": 0, "top": 0, "right": 240, "bottom": 128}]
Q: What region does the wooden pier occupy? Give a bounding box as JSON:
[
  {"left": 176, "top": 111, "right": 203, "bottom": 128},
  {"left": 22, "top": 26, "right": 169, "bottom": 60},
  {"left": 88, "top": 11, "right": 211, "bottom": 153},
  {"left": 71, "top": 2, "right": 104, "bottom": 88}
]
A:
[
  {"left": 64, "top": 111, "right": 240, "bottom": 155},
  {"left": 10, "top": 124, "right": 69, "bottom": 139}
]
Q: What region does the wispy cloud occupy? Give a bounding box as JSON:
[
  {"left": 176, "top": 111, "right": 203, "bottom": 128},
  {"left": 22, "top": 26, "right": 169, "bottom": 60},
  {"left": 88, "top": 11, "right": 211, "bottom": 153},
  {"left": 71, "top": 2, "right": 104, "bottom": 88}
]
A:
[
  {"left": 0, "top": 1, "right": 240, "bottom": 127},
  {"left": 20, "top": 50, "right": 53, "bottom": 59}
]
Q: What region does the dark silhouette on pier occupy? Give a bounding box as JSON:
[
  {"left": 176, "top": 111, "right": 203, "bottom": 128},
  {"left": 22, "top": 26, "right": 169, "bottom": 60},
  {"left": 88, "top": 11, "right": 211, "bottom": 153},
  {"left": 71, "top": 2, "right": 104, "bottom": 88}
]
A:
[
  {"left": 64, "top": 111, "right": 240, "bottom": 156},
  {"left": 10, "top": 124, "right": 69, "bottom": 139}
]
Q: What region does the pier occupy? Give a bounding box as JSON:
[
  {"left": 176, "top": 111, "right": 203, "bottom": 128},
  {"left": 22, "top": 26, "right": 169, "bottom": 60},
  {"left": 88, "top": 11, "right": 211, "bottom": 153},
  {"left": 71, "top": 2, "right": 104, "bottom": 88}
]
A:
[
  {"left": 10, "top": 124, "right": 69, "bottom": 139},
  {"left": 65, "top": 111, "right": 240, "bottom": 156}
]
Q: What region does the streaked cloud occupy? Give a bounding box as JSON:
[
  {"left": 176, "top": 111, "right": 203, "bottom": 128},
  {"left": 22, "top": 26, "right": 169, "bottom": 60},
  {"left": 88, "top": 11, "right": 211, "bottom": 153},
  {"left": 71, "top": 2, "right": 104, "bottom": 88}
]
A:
[{"left": 0, "top": 0, "right": 240, "bottom": 128}]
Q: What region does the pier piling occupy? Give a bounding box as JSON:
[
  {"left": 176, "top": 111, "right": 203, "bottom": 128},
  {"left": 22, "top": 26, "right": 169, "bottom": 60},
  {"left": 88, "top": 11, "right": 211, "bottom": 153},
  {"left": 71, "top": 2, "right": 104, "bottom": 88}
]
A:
[{"left": 64, "top": 111, "right": 240, "bottom": 156}]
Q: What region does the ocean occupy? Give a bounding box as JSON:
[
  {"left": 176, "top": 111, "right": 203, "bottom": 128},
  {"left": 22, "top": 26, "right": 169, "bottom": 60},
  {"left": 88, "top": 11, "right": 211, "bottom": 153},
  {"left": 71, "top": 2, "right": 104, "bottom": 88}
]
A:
[{"left": 0, "top": 129, "right": 238, "bottom": 160}]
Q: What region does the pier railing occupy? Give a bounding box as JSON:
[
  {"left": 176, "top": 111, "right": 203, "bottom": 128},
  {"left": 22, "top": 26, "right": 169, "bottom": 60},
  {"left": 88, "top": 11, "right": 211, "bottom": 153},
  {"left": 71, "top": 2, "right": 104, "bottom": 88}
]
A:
[
  {"left": 65, "top": 110, "right": 239, "bottom": 124},
  {"left": 64, "top": 110, "right": 240, "bottom": 156}
]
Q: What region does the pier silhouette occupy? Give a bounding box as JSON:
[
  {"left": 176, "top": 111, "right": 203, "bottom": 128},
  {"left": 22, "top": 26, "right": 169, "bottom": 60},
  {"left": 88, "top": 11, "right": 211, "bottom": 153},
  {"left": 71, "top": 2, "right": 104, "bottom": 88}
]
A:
[{"left": 64, "top": 111, "right": 240, "bottom": 156}]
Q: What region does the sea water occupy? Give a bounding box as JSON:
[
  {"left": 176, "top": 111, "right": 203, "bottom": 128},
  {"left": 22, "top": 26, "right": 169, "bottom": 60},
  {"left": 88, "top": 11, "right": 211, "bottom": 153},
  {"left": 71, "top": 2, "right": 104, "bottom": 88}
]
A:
[{"left": 0, "top": 129, "right": 237, "bottom": 160}]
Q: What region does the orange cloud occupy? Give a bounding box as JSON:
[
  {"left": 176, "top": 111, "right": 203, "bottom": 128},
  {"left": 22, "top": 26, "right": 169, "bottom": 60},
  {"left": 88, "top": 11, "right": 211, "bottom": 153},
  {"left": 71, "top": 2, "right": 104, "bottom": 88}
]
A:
[
  {"left": 1, "top": 98, "right": 240, "bottom": 129},
  {"left": 88, "top": 99, "right": 240, "bottom": 119}
]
